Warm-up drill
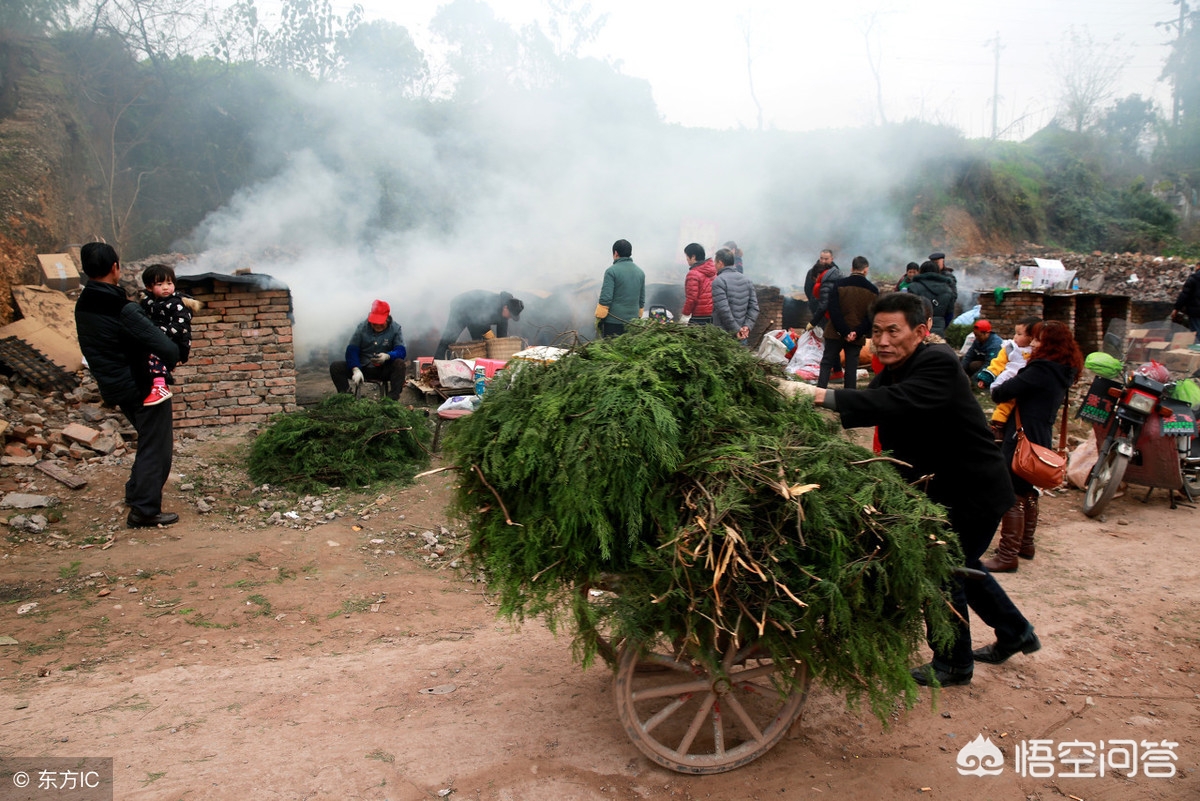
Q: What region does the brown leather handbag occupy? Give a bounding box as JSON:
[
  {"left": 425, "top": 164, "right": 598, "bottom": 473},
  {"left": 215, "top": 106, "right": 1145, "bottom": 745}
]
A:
[{"left": 1011, "top": 408, "right": 1067, "bottom": 489}]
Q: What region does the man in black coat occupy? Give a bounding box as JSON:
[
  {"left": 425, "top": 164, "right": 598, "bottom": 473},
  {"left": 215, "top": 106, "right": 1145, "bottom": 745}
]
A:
[
  {"left": 906, "top": 261, "right": 957, "bottom": 335},
  {"left": 812, "top": 292, "right": 1040, "bottom": 687},
  {"left": 1173, "top": 263, "right": 1200, "bottom": 343},
  {"left": 75, "top": 243, "right": 181, "bottom": 528}
]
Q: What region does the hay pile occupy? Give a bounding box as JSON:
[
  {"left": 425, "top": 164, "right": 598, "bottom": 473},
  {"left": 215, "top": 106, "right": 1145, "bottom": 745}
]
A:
[
  {"left": 445, "top": 323, "right": 961, "bottom": 720},
  {"left": 248, "top": 394, "right": 431, "bottom": 492}
]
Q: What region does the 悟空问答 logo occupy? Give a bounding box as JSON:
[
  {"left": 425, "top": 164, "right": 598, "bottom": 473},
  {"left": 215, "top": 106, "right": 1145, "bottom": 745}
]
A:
[{"left": 957, "top": 734, "right": 1005, "bottom": 776}]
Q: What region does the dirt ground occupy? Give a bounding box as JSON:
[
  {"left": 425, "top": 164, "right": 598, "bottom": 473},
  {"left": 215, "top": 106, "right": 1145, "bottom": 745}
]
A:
[{"left": 1, "top": 399, "right": 1198, "bottom": 800}]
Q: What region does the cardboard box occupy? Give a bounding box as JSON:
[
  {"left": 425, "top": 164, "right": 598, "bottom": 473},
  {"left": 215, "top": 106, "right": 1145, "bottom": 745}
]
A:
[
  {"left": 1162, "top": 349, "right": 1200, "bottom": 373},
  {"left": 12, "top": 285, "right": 79, "bottom": 345},
  {"left": 38, "top": 253, "right": 80, "bottom": 292},
  {"left": 1171, "top": 331, "right": 1195, "bottom": 349}
]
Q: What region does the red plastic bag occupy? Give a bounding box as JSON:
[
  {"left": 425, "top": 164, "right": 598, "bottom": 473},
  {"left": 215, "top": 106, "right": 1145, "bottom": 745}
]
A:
[{"left": 1134, "top": 361, "right": 1170, "bottom": 384}]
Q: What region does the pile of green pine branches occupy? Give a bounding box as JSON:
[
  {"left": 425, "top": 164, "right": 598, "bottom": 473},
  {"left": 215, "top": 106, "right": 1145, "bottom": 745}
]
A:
[
  {"left": 248, "top": 394, "right": 431, "bottom": 492},
  {"left": 445, "top": 322, "right": 962, "bottom": 720}
]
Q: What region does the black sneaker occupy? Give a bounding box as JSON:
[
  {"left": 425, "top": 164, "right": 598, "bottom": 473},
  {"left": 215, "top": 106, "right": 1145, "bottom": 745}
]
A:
[{"left": 911, "top": 662, "right": 972, "bottom": 687}]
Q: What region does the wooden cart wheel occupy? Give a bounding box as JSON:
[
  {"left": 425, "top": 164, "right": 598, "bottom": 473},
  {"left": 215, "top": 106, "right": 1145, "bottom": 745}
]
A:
[{"left": 613, "top": 635, "right": 810, "bottom": 774}]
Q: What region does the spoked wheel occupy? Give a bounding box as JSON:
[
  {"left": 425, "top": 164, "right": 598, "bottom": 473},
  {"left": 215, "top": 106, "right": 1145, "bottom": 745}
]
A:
[
  {"left": 1082, "top": 443, "right": 1130, "bottom": 518},
  {"left": 613, "top": 636, "right": 810, "bottom": 774}
]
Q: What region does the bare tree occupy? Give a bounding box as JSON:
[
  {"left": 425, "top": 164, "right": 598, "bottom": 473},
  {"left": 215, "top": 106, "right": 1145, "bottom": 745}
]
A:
[
  {"left": 739, "top": 12, "right": 763, "bottom": 131},
  {"left": 861, "top": 13, "right": 888, "bottom": 126},
  {"left": 77, "top": 0, "right": 217, "bottom": 74},
  {"left": 1053, "top": 26, "right": 1130, "bottom": 133}
]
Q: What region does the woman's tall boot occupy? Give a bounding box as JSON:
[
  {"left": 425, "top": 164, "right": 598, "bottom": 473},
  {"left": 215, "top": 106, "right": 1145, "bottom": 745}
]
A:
[
  {"left": 982, "top": 502, "right": 1024, "bottom": 573},
  {"left": 1019, "top": 491, "right": 1038, "bottom": 560}
]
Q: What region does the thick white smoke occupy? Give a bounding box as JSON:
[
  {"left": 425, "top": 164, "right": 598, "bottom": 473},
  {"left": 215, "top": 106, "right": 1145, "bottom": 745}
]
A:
[{"left": 184, "top": 53, "right": 947, "bottom": 360}]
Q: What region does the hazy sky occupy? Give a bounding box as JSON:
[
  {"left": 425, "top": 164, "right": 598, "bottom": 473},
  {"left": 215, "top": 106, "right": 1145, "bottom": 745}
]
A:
[{"left": 313, "top": 0, "right": 1176, "bottom": 139}]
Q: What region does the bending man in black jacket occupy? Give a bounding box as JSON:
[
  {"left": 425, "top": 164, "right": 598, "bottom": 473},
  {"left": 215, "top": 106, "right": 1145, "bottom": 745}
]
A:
[
  {"left": 812, "top": 292, "right": 1039, "bottom": 687},
  {"left": 75, "top": 243, "right": 181, "bottom": 528},
  {"left": 434, "top": 290, "right": 524, "bottom": 359}
]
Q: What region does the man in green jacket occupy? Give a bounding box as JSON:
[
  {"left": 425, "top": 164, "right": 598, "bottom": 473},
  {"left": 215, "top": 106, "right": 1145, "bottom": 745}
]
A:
[{"left": 595, "top": 239, "right": 645, "bottom": 338}]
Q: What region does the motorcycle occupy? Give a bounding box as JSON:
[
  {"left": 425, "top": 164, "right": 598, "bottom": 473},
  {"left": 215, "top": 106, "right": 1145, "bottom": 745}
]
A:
[{"left": 1080, "top": 319, "right": 1200, "bottom": 517}]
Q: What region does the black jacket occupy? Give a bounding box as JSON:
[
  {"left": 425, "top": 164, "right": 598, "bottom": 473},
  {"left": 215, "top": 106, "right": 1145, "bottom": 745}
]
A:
[
  {"left": 991, "top": 358, "right": 1075, "bottom": 493},
  {"left": 1175, "top": 269, "right": 1200, "bottom": 319},
  {"left": 449, "top": 290, "right": 513, "bottom": 337},
  {"left": 75, "top": 281, "right": 180, "bottom": 407},
  {"left": 833, "top": 342, "right": 1014, "bottom": 518},
  {"left": 907, "top": 273, "right": 958, "bottom": 334}
]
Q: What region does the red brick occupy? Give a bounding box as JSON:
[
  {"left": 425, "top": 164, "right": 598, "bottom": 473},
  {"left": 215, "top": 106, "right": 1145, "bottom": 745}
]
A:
[{"left": 62, "top": 423, "right": 103, "bottom": 446}]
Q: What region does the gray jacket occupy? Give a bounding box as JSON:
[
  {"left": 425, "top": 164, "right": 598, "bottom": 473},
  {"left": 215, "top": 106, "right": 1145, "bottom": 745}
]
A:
[{"left": 712, "top": 267, "right": 759, "bottom": 335}]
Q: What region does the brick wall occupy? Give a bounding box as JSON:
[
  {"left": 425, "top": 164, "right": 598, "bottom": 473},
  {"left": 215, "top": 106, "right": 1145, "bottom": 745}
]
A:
[
  {"left": 977, "top": 290, "right": 1131, "bottom": 356},
  {"left": 172, "top": 279, "right": 296, "bottom": 428}
]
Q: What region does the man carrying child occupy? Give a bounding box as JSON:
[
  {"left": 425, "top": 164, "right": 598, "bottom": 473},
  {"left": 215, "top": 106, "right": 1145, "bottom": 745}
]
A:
[{"left": 75, "top": 243, "right": 181, "bottom": 528}]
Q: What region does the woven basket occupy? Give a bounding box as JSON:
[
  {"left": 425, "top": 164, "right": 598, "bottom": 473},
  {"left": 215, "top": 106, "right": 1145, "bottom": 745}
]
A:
[
  {"left": 447, "top": 340, "right": 488, "bottom": 360},
  {"left": 486, "top": 336, "right": 525, "bottom": 360}
]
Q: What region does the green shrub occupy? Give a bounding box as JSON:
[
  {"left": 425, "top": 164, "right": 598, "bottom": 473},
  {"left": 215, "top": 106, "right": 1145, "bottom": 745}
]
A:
[
  {"left": 446, "top": 322, "right": 961, "bottom": 721},
  {"left": 248, "top": 394, "right": 431, "bottom": 492}
]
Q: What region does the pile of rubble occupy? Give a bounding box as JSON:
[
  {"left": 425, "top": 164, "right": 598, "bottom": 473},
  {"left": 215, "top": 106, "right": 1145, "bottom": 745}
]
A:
[
  {"left": 0, "top": 376, "right": 133, "bottom": 473},
  {"left": 962, "top": 248, "right": 1197, "bottom": 303}
]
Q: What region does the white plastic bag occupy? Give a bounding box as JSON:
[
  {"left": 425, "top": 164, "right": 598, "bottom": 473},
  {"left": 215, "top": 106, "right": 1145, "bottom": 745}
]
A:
[
  {"left": 785, "top": 329, "right": 824, "bottom": 381},
  {"left": 1066, "top": 429, "right": 1099, "bottom": 489},
  {"left": 435, "top": 358, "right": 476, "bottom": 389},
  {"left": 755, "top": 332, "right": 789, "bottom": 365},
  {"left": 952, "top": 304, "right": 982, "bottom": 327},
  {"left": 437, "top": 395, "right": 481, "bottom": 412}
]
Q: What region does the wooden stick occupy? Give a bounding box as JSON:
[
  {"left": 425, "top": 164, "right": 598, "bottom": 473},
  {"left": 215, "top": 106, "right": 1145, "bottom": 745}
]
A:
[
  {"left": 849, "top": 456, "right": 913, "bottom": 469},
  {"left": 415, "top": 465, "right": 458, "bottom": 478},
  {"left": 472, "top": 464, "right": 522, "bottom": 527},
  {"left": 530, "top": 558, "right": 564, "bottom": 582}
]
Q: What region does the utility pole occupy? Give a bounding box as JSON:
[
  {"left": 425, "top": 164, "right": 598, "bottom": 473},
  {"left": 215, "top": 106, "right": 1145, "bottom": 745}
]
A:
[
  {"left": 1176, "top": 0, "right": 1187, "bottom": 126},
  {"left": 986, "top": 32, "right": 1003, "bottom": 140}
]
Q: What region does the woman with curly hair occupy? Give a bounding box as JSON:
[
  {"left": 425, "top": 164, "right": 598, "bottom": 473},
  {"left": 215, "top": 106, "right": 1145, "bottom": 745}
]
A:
[{"left": 984, "top": 321, "right": 1083, "bottom": 576}]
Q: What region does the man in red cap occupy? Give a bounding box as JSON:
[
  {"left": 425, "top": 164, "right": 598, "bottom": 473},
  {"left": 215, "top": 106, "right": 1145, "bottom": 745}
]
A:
[
  {"left": 330, "top": 299, "right": 407, "bottom": 399},
  {"left": 960, "top": 318, "right": 1002, "bottom": 376}
]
